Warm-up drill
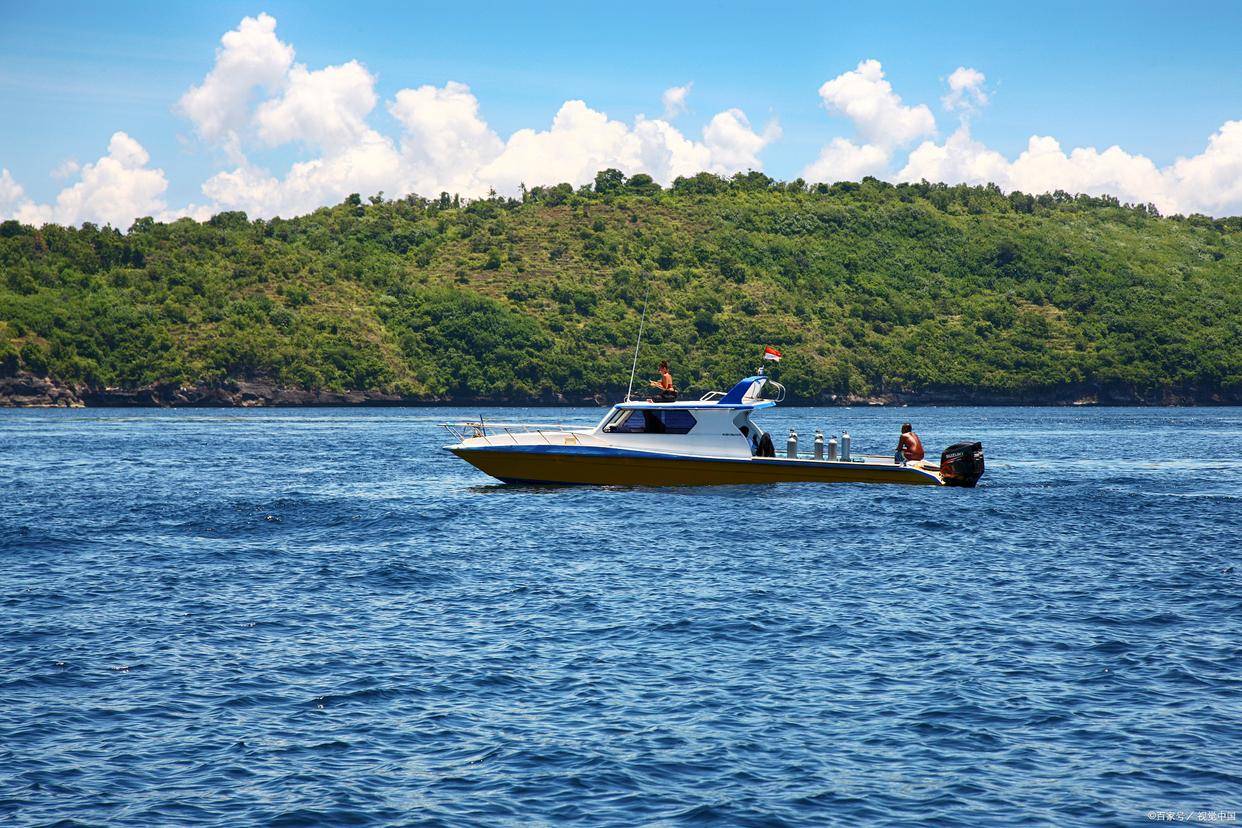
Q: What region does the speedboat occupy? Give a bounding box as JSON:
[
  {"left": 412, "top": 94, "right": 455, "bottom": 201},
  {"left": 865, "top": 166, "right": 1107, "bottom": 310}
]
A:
[{"left": 442, "top": 374, "right": 984, "bottom": 487}]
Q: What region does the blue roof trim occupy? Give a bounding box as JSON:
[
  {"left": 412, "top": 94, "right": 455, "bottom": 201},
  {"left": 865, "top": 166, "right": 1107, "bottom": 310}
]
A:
[{"left": 719, "top": 375, "right": 765, "bottom": 405}]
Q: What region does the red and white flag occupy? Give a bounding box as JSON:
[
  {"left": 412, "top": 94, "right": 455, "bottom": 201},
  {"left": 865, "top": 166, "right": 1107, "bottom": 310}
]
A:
[{"left": 763, "top": 346, "right": 782, "bottom": 362}]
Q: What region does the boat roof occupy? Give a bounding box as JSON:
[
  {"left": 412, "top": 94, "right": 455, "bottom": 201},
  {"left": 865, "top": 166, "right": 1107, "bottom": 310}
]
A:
[
  {"left": 615, "top": 375, "right": 776, "bottom": 411},
  {"left": 615, "top": 400, "right": 776, "bottom": 411}
]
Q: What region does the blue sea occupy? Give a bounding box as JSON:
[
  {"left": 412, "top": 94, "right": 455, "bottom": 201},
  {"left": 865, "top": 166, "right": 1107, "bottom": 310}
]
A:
[{"left": 2, "top": 406, "right": 1240, "bottom": 826}]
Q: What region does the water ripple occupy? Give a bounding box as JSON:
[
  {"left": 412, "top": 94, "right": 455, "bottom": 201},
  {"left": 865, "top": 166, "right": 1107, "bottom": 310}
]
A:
[{"left": 1, "top": 406, "right": 1240, "bottom": 825}]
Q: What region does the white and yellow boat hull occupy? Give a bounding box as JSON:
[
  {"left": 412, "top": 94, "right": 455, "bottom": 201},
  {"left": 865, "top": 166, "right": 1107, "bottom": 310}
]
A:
[{"left": 448, "top": 444, "right": 946, "bottom": 487}]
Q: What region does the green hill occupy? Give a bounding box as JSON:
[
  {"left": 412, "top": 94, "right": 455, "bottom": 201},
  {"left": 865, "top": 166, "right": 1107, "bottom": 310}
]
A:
[{"left": 2, "top": 172, "right": 1240, "bottom": 405}]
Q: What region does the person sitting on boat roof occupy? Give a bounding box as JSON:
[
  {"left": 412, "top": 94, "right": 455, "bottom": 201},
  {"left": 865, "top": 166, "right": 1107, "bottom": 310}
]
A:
[
  {"left": 646, "top": 360, "right": 678, "bottom": 403},
  {"left": 895, "top": 423, "right": 925, "bottom": 465}
]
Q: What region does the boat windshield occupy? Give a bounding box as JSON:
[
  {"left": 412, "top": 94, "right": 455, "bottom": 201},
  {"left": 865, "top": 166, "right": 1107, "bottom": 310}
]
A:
[{"left": 605, "top": 409, "right": 697, "bottom": 435}]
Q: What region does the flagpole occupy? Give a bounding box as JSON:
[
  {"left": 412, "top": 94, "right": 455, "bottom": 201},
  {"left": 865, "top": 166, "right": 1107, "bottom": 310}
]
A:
[{"left": 625, "top": 284, "right": 651, "bottom": 402}]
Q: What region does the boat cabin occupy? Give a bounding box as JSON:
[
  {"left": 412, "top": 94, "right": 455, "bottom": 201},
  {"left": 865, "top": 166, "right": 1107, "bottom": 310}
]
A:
[{"left": 592, "top": 375, "right": 780, "bottom": 459}]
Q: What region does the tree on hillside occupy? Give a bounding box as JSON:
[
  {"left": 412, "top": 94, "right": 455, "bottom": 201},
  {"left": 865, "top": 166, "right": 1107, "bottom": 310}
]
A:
[
  {"left": 625, "top": 174, "right": 661, "bottom": 196},
  {"left": 593, "top": 168, "right": 626, "bottom": 195}
]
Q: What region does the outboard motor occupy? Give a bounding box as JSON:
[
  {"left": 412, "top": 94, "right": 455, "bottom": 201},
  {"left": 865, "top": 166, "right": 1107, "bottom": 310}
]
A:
[{"left": 940, "top": 441, "right": 985, "bottom": 487}]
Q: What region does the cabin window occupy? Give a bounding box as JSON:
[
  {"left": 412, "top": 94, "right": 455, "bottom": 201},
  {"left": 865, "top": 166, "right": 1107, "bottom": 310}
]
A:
[{"left": 609, "top": 409, "right": 697, "bottom": 435}]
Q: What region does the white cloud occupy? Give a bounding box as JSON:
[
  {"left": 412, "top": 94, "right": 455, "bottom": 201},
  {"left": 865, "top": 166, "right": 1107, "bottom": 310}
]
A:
[
  {"left": 177, "top": 13, "right": 401, "bottom": 217},
  {"left": 157, "top": 202, "right": 216, "bottom": 223},
  {"left": 0, "top": 169, "right": 26, "bottom": 211},
  {"left": 167, "top": 15, "right": 780, "bottom": 216},
  {"left": 6, "top": 132, "right": 169, "bottom": 227},
  {"left": 804, "top": 58, "right": 936, "bottom": 184},
  {"left": 6, "top": 15, "right": 783, "bottom": 226},
  {"left": 803, "top": 138, "right": 890, "bottom": 182},
  {"left": 942, "top": 66, "right": 988, "bottom": 114},
  {"left": 897, "top": 126, "right": 1010, "bottom": 188},
  {"left": 701, "top": 108, "right": 781, "bottom": 174},
  {"left": 631, "top": 116, "right": 712, "bottom": 181},
  {"left": 476, "top": 100, "right": 638, "bottom": 194},
  {"left": 661, "top": 83, "right": 692, "bottom": 120},
  {"left": 198, "top": 164, "right": 281, "bottom": 214},
  {"left": 51, "top": 159, "right": 80, "bottom": 180},
  {"left": 474, "top": 101, "right": 778, "bottom": 196},
  {"left": 1008, "top": 137, "right": 1171, "bottom": 209},
  {"left": 389, "top": 81, "right": 504, "bottom": 197},
  {"left": 177, "top": 13, "right": 294, "bottom": 145},
  {"left": 898, "top": 126, "right": 1175, "bottom": 210},
  {"left": 895, "top": 67, "right": 1194, "bottom": 210},
  {"left": 255, "top": 60, "right": 378, "bottom": 151},
  {"left": 201, "top": 130, "right": 403, "bottom": 217},
  {"left": 818, "top": 59, "right": 936, "bottom": 148},
  {"left": 1165, "top": 120, "right": 1242, "bottom": 216},
  {"left": 804, "top": 58, "right": 1242, "bottom": 216},
  {"left": 895, "top": 123, "right": 1242, "bottom": 216},
  {"left": 16, "top": 21, "right": 1238, "bottom": 229}
]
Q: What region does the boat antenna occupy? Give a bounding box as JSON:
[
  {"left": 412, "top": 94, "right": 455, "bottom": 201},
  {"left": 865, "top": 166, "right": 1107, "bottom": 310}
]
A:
[{"left": 625, "top": 283, "right": 651, "bottom": 402}]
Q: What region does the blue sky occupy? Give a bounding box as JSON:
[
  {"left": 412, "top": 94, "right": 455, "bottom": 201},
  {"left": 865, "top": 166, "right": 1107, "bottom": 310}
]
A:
[{"left": 3, "top": 1, "right": 1242, "bottom": 224}]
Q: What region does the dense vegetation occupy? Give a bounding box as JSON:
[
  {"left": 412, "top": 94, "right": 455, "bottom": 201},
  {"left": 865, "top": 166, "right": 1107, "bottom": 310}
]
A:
[{"left": 2, "top": 171, "right": 1240, "bottom": 403}]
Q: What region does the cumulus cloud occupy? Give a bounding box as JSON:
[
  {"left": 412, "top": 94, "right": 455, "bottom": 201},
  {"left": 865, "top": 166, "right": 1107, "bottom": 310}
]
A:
[
  {"left": 474, "top": 102, "right": 778, "bottom": 196},
  {"left": 198, "top": 89, "right": 773, "bottom": 214},
  {"left": 897, "top": 126, "right": 1007, "bottom": 188},
  {"left": 4, "top": 132, "right": 169, "bottom": 227},
  {"left": 630, "top": 116, "right": 712, "bottom": 180},
  {"left": 804, "top": 59, "right": 936, "bottom": 184},
  {"left": 803, "top": 138, "right": 890, "bottom": 182},
  {"left": 181, "top": 15, "right": 779, "bottom": 215},
  {"left": 477, "top": 101, "right": 631, "bottom": 194},
  {"left": 170, "top": 13, "right": 400, "bottom": 216},
  {"left": 803, "top": 57, "right": 1242, "bottom": 216},
  {"left": 389, "top": 81, "right": 504, "bottom": 196},
  {"left": 255, "top": 60, "right": 378, "bottom": 151},
  {"left": 2, "top": 15, "right": 778, "bottom": 226},
  {"left": 203, "top": 130, "right": 402, "bottom": 217},
  {"left": 817, "top": 59, "right": 935, "bottom": 149},
  {"left": 897, "top": 123, "right": 1242, "bottom": 216},
  {"left": 661, "top": 83, "right": 692, "bottom": 120},
  {"left": 942, "top": 66, "right": 988, "bottom": 114},
  {"left": 702, "top": 109, "right": 781, "bottom": 173},
  {"left": 51, "top": 159, "right": 81, "bottom": 180},
  {"left": 177, "top": 13, "right": 293, "bottom": 145},
  {"left": 894, "top": 67, "right": 1185, "bottom": 208},
  {"left": 11, "top": 21, "right": 1239, "bottom": 229},
  {"left": 165, "top": 15, "right": 780, "bottom": 217},
  {"left": 0, "top": 169, "right": 26, "bottom": 211},
  {"left": 1165, "top": 120, "right": 1242, "bottom": 216},
  {"left": 894, "top": 65, "right": 1242, "bottom": 213}
]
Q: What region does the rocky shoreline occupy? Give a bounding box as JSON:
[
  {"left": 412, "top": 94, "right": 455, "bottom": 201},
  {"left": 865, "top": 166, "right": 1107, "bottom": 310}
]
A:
[
  {"left": 0, "top": 372, "right": 608, "bottom": 408},
  {"left": 2, "top": 371, "right": 1237, "bottom": 408}
]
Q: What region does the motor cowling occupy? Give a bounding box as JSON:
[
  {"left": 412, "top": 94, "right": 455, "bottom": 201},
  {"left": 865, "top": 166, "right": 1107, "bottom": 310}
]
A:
[{"left": 940, "top": 441, "right": 985, "bottom": 487}]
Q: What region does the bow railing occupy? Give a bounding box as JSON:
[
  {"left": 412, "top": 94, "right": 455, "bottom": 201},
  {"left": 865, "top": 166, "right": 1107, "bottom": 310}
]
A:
[{"left": 440, "top": 420, "right": 594, "bottom": 445}]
